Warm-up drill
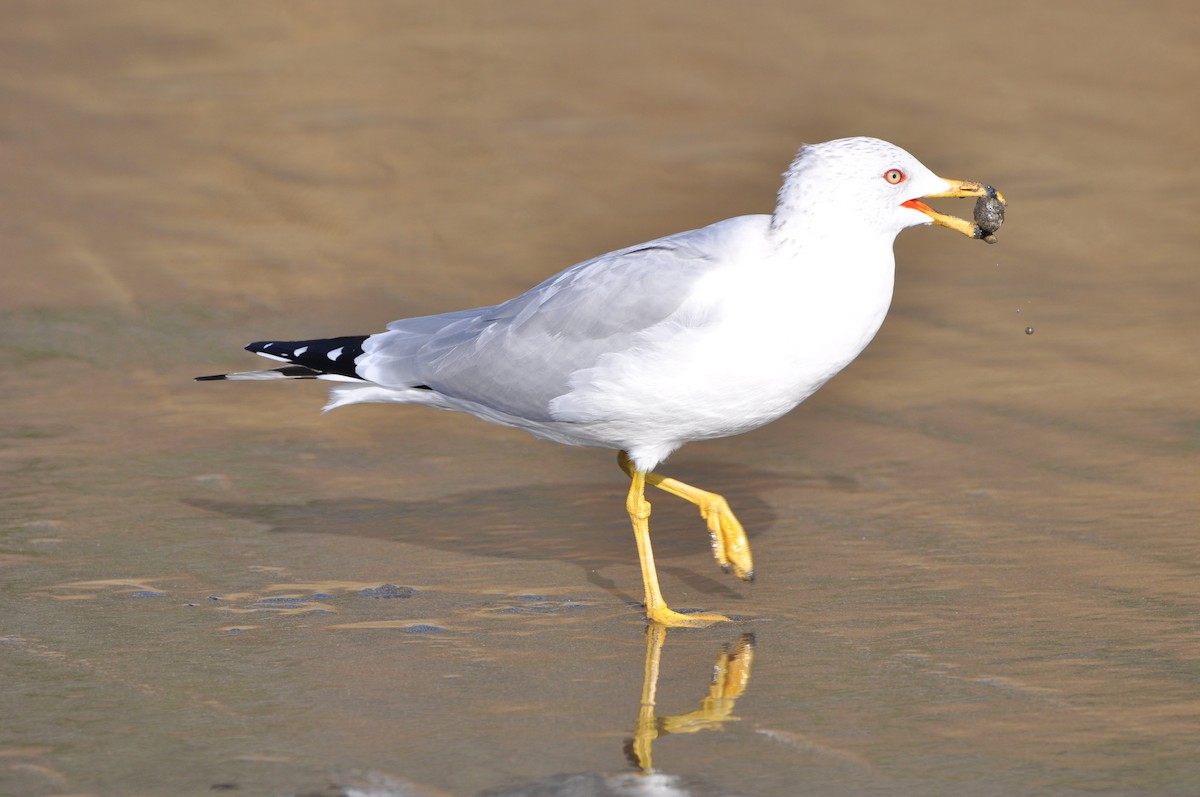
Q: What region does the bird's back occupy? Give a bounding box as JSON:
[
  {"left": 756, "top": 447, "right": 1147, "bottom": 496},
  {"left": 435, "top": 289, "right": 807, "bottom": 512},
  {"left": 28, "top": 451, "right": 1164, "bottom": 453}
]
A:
[{"left": 347, "top": 215, "right": 771, "bottom": 423}]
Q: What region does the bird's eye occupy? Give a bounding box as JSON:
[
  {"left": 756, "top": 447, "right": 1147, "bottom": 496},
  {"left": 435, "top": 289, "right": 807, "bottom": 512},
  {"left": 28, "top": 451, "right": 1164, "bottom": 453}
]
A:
[{"left": 884, "top": 168, "right": 906, "bottom": 185}]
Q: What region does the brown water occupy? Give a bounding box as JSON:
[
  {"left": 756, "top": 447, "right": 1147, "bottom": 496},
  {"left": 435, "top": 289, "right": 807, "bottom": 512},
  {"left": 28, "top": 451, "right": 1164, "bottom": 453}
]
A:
[{"left": 3, "top": 2, "right": 1199, "bottom": 795}]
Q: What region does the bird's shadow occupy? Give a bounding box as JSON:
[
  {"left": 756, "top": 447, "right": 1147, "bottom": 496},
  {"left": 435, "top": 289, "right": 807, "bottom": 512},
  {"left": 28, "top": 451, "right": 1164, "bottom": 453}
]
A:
[{"left": 187, "top": 462, "right": 859, "bottom": 601}]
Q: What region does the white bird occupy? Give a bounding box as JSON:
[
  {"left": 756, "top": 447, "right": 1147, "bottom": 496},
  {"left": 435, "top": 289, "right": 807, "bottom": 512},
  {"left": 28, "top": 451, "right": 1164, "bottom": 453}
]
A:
[{"left": 198, "top": 136, "right": 1004, "bottom": 627}]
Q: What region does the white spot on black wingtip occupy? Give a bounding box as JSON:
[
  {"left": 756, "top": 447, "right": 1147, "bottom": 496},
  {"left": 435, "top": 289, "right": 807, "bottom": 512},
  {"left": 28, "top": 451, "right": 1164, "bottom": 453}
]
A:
[
  {"left": 294, "top": 346, "right": 308, "bottom": 356},
  {"left": 327, "top": 347, "right": 344, "bottom": 361}
]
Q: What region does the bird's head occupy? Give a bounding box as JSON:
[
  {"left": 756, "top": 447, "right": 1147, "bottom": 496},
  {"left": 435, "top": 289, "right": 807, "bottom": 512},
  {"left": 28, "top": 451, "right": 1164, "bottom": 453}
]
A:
[{"left": 773, "top": 136, "right": 1004, "bottom": 244}]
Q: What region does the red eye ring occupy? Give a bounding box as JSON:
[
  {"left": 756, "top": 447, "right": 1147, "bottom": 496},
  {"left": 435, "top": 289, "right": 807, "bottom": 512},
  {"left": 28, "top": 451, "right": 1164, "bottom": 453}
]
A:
[{"left": 884, "top": 168, "right": 906, "bottom": 185}]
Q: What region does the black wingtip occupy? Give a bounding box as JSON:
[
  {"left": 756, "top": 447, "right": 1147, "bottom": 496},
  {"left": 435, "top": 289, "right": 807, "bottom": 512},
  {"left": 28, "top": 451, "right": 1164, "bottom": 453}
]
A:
[
  {"left": 194, "top": 374, "right": 228, "bottom": 381},
  {"left": 243, "top": 336, "right": 369, "bottom": 380}
]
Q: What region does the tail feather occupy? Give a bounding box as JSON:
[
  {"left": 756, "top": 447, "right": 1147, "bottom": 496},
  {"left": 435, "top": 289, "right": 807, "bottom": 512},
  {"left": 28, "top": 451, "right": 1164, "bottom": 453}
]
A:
[{"left": 195, "top": 365, "right": 325, "bottom": 381}]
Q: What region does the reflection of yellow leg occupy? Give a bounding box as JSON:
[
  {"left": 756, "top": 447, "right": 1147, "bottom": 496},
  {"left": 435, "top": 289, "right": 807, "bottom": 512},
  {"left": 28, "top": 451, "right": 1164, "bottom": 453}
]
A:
[
  {"left": 626, "top": 467, "right": 730, "bottom": 627},
  {"left": 628, "top": 623, "right": 667, "bottom": 773},
  {"left": 619, "top": 451, "right": 754, "bottom": 582},
  {"left": 626, "top": 624, "right": 756, "bottom": 774},
  {"left": 659, "top": 634, "right": 754, "bottom": 734}
]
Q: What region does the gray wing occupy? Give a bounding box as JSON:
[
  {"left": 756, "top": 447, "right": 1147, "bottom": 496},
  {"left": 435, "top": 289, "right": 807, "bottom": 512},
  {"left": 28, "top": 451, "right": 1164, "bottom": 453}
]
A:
[{"left": 356, "top": 216, "right": 757, "bottom": 421}]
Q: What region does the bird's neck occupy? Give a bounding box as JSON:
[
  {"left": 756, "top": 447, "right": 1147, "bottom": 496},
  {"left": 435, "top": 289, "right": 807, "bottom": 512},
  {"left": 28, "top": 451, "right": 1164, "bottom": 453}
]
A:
[
  {"left": 771, "top": 194, "right": 894, "bottom": 251},
  {"left": 764, "top": 201, "right": 898, "bottom": 327},
  {"left": 768, "top": 206, "right": 897, "bottom": 266}
]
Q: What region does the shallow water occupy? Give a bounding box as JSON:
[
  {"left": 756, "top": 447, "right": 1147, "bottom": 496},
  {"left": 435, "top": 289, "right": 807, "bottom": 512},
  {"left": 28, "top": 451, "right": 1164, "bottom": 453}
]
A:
[{"left": 3, "top": 2, "right": 1199, "bottom": 795}]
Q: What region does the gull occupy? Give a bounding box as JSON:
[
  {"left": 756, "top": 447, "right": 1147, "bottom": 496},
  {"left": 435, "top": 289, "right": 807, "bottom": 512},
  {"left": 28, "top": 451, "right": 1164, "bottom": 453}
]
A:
[{"left": 197, "top": 136, "right": 1003, "bottom": 627}]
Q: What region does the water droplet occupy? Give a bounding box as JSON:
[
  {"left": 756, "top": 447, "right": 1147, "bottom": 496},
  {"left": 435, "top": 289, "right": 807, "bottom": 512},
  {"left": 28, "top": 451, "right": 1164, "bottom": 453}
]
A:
[{"left": 1025, "top": 326, "right": 1034, "bottom": 335}]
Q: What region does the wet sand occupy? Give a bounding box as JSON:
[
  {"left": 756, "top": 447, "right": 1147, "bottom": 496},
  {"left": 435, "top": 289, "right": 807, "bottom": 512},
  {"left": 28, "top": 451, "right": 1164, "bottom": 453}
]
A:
[{"left": 3, "top": 2, "right": 1199, "bottom": 795}]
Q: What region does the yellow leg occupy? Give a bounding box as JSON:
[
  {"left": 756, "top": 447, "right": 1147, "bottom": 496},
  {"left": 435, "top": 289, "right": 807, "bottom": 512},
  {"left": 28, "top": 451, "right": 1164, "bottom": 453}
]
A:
[
  {"left": 625, "top": 460, "right": 732, "bottom": 627},
  {"left": 619, "top": 451, "right": 754, "bottom": 582}
]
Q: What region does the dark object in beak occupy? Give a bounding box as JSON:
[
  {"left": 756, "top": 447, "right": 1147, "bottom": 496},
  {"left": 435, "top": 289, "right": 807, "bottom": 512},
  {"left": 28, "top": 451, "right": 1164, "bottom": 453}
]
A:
[
  {"left": 903, "top": 179, "right": 1007, "bottom": 243},
  {"left": 973, "top": 184, "right": 1006, "bottom": 244}
]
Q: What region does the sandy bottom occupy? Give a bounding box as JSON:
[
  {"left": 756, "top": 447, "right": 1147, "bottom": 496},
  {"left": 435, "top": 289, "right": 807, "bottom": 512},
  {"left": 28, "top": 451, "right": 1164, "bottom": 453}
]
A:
[{"left": 2, "top": 2, "right": 1198, "bottom": 795}]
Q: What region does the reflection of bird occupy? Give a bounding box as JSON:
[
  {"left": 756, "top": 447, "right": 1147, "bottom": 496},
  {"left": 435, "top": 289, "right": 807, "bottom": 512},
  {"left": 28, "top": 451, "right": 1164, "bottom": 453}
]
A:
[{"left": 198, "top": 137, "right": 1001, "bottom": 627}]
